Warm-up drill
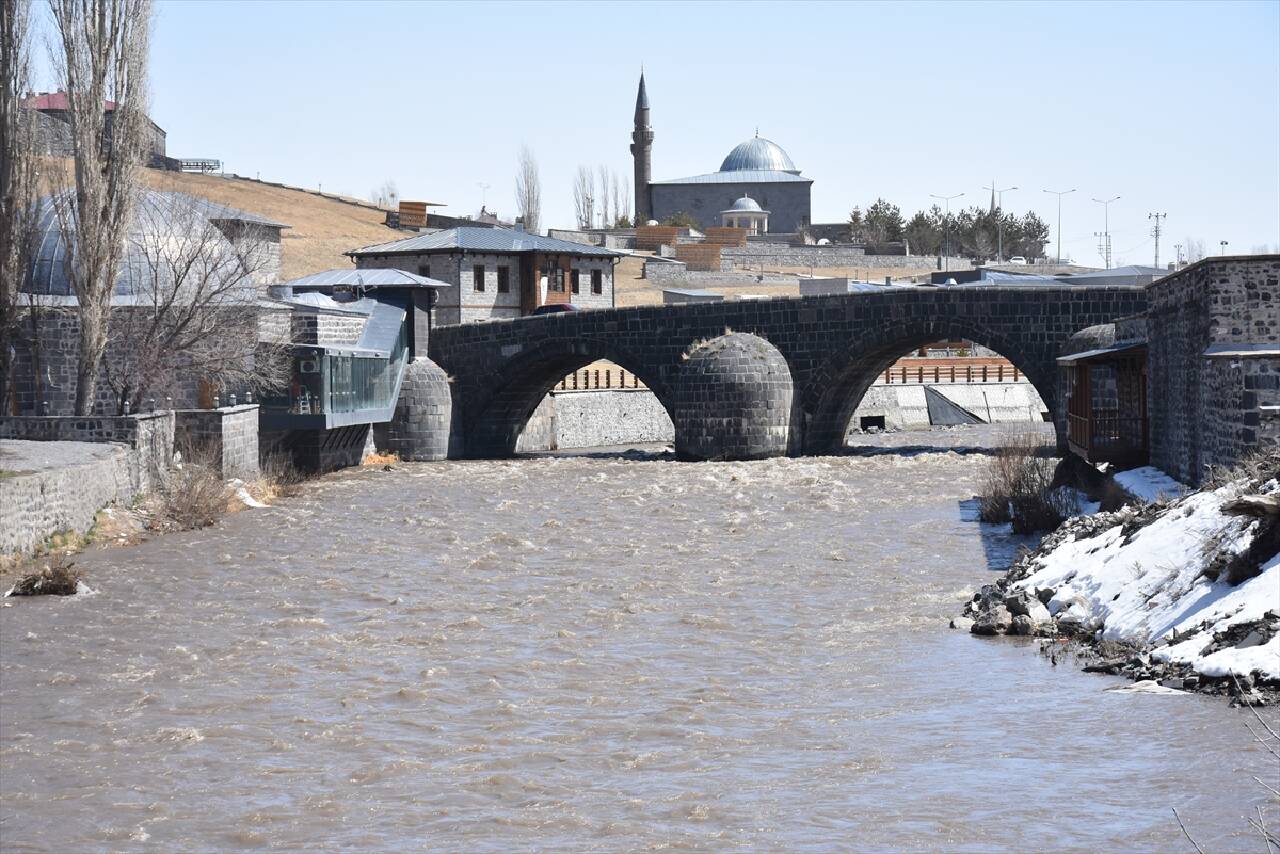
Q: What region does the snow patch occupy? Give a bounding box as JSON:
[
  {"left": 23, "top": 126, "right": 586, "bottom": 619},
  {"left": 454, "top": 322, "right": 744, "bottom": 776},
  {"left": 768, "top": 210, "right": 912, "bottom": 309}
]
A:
[{"left": 1113, "top": 466, "right": 1187, "bottom": 503}]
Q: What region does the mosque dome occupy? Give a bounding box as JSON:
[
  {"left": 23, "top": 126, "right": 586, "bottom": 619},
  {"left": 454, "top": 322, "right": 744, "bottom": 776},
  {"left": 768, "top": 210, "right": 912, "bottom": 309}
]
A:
[
  {"left": 726, "top": 195, "right": 764, "bottom": 213},
  {"left": 719, "top": 136, "right": 798, "bottom": 174}
]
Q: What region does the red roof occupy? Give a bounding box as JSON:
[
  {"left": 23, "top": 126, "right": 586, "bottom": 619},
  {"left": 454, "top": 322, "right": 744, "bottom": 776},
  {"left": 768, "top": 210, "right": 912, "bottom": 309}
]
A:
[{"left": 22, "top": 91, "right": 117, "bottom": 112}]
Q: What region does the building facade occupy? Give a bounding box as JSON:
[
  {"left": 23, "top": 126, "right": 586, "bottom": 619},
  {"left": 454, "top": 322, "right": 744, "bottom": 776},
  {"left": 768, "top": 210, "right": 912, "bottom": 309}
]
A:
[{"left": 348, "top": 227, "right": 619, "bottom": 325}]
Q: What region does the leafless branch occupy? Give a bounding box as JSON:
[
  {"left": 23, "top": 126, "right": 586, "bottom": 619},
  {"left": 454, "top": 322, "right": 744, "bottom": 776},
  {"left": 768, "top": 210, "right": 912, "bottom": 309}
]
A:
[
  {"left": 1172, "top": 807, "right": 1206, "bottom": 854},
  {"left": 514, "top": 144, "right": 540, "bottom": 235}
]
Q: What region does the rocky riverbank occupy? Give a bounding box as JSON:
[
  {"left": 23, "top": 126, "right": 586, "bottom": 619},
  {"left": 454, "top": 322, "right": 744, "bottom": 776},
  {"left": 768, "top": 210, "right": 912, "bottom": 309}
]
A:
[{"left": 958, "top": 459, "right": 1280, "bottom": 705}]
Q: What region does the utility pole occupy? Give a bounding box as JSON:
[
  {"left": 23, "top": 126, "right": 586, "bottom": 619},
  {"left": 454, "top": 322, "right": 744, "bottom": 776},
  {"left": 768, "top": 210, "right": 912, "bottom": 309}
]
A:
[
  {"left": 930, "top": 192, "right": 965, "bottom": 273},
  {"left": 1174, "top": 243, "right": 1184, "bottom": 267},
  {"left": 1148, "top": 212, "right": 1167, "bottom": 268},
  {"left": 1043, "top": 188, "right": 1076, "bottom": 265},
  {"left": 983, "top": 182, "right": 1017, "bottom": 262},
  {"left": 1092, "top": 195, "right": 1120, "bottom": 268}
]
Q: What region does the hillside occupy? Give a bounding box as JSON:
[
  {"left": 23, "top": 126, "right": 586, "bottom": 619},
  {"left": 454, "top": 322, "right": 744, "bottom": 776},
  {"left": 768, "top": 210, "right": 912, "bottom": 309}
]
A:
[{"left": 141, "top": 170, "right": 401, "bottom": 280}]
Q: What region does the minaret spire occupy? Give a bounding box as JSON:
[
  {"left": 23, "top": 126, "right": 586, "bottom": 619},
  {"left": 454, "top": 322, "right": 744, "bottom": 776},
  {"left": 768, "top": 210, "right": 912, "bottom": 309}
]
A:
[{"left": 631, "top": 70, "right": 654, "bottom": 225}]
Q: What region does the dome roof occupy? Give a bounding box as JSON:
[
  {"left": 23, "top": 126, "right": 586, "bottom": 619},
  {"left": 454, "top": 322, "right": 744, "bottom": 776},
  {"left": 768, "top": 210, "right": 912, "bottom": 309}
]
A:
[
  {"left": 25, "top": 190, "right": 274, "bottom": 299},
  {"left": 719, "top": 136, "right": 797, "bottom": 174},
  {"left": 727, "top": 195, "right": 763, "bottom": 212}
]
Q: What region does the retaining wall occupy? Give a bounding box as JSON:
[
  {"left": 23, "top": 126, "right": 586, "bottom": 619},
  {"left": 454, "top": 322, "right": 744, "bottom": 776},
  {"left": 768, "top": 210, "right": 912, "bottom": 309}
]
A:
[
  {"left": 516, "top": 390, "right": 674, "bottom": 451},
  {"left": 0, "top": 411, "right": 175, "bottom": 494},
  {"left": 174, "top": 406, "right": 260, "bottom": 480}
]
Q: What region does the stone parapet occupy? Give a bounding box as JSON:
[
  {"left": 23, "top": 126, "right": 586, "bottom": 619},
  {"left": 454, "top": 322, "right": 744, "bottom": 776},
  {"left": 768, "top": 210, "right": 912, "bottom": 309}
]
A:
[{"left": 174, "top": 405, "right": 260, "bottom": 480}]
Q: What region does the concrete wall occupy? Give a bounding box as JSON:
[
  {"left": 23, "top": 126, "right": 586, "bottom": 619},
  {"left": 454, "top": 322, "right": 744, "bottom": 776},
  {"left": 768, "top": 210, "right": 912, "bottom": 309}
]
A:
[
  {"left": 650, "top": 180, "right": 811, "bottom": 233},
  {"left": 850, "top": 382, "right": 1048, "bottom": 431},
  {"left": 723, "top": 245, "right": 972, "bottom": 272},
  {"left": 174, "top": 405, "right": 260, "bottom": 480},
  {"left": 1148, "top": 256, "right": 1280, "bottom": 483}
]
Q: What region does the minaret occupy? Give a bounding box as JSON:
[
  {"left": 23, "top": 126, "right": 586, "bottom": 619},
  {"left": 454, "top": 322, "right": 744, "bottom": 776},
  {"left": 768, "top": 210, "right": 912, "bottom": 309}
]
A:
[{"left": 630, "top": 72, "right": 653, "bottom": 225}]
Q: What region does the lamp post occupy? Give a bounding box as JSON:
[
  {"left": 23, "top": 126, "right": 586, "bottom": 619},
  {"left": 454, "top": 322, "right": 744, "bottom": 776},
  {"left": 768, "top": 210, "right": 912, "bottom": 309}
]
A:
[
  {"left": 1220, "top": 240, "right": 1230, "bottom": 256},
  {"left": 930, "top": 192, "right": 965, "bottom": 272},
  {"left": 1092, "top": 195, "right": 1121, "bottom": 268},
  {"left": 1043, "top": 188, "right": 1076, "bottom": 265},
  {"left": 983, "top": 183, "right": 1017, "bottom": 262}
]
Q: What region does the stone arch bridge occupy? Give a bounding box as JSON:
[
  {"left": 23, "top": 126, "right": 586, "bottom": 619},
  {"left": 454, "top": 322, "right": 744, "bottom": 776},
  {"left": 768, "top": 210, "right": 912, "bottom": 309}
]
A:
[{"left": 428, "top": 287, "right": 1147, "bottom": 460}]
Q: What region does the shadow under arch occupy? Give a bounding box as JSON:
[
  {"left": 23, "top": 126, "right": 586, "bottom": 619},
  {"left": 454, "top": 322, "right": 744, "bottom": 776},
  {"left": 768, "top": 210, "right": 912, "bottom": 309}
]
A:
[
  {"left": 457, "top": 336, "right": 674, "bottom": 458},
  {"left": 800, "top": 318, "right": 1063, "bottom": 455}
]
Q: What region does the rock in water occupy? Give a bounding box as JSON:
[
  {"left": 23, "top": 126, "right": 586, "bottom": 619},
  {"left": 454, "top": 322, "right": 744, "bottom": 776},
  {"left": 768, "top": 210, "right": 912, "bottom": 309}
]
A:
[{"left": 972, "top": 605, "right": 1013, "bottom": 635}]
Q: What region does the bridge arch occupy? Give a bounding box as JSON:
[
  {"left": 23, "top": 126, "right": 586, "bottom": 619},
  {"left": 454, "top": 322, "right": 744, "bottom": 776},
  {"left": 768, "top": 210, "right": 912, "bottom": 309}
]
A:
[
  {"left": 801, "top": 318, "right": 1063, "bottom": 455},
  {"left": 448, "top": 336, "right": 674, "bottom": 458}
]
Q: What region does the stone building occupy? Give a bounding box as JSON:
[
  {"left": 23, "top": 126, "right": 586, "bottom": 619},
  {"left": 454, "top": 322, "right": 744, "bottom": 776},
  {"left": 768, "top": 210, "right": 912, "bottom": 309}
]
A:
[
  {"left": 631, "top": 75, "right": 813, "bottom": 234},
  {"left": 9, "top": 190, "right": 286, "bottom": 416},
  {"left": 1059, "top": 255, "right": 1280, "bottom": 485},
  {"left": 346, "top": 227, "right": 621, "bottom": 325},
  {"left": 22, "top": 91, "right": 173, "bottom": 170}
]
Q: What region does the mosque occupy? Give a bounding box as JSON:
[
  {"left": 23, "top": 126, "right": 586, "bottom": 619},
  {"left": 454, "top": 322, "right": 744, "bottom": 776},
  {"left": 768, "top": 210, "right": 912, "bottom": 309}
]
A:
[{"left": 631, "top": 73, "right": 813, "bottom": 235}]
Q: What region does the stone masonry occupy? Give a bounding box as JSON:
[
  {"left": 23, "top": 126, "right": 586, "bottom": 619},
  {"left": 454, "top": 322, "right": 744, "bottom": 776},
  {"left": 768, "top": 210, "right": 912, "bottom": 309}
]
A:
[
  {"left": 373, "top": 359, "right": 452, "bottom": 461},
  {"left": 1147, "top": 256, "right": 1280, "bottom": 484},
  {"left": 174, "top": 405, "right": 260, "bottom": 480},
  {"left": 430, "top": 286, "right": 1147, "bottom": 460}
]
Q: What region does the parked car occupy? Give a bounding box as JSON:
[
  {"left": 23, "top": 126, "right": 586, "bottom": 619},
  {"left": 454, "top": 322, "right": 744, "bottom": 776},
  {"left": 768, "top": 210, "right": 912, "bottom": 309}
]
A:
[
  {"left": 530, "top": 303, "right": 580, "bottom": 316},
  {"left": 1007, "top": 256, "right": 1028, "bottom": 265}
]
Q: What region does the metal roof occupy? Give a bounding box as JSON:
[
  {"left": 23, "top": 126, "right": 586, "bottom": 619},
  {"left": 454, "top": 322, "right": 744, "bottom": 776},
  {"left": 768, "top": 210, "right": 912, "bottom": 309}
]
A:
[
  {"left": 650, "top": 169, "right": 812, "bottom": 186},
  {"left": 725, "top": 195, "right": 764, "bottom": 212},
  {"left": 282, "top": 268, "right": 448, "bottom": 289},
  {"left": 719, "top": 136, "right": 798, "bottom": 173},
  {"left": 347, "top": 226, "right": 621, "bottom": 257},
  {"left": 1056, "top": 342, "right": 1146, "bottom": 364}
]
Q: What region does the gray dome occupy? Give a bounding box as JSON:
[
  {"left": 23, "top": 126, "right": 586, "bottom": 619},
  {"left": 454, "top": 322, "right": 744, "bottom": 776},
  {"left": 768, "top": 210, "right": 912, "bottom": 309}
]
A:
[
  {"left": 719, "top": 136, "right": 798, "bottom": 173},
  {"left": 727, "top": 195, "right": 763, "bottom": 212},
  {"left": 25, "top": 190, "right": 272, "bottom": 299}
]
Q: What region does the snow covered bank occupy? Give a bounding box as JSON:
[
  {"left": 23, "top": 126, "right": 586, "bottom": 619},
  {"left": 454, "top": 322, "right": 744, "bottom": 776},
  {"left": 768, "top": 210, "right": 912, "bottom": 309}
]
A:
[{"left": 961, "top": 462, "right": 1280, "bottom": 702}]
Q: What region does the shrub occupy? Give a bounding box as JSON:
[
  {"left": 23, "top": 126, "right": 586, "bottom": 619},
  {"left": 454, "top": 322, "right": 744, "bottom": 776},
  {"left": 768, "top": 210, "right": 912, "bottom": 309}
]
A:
[
  {"left": 978, "top": 433, "right": 1077, "bottom": 533},
  {"left": 151, "top": 442, "right": 228, "bottom": 531}
]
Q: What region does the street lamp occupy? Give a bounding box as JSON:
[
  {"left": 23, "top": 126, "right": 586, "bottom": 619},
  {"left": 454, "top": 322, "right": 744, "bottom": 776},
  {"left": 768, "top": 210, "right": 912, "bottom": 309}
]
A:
[
  {"left": 1043, "top": 188, "right": 1076, "bottom": 266},
  {"left": 1092, "top": 195, "right": 1121, "bottom": 268},
  {"left": 1220, "top": 240, "right": 1230, "bottom": 256},
  {"left": 983, "top": 182, "right": 1017, "bottom": 262},
  {"left": 930, "top": 192, "right": 965, "bottom": 272}
]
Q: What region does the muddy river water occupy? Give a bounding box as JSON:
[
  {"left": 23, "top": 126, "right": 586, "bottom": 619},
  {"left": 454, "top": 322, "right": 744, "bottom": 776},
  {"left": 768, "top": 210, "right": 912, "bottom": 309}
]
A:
[{"left": 1, "top": 450, "right": 1274, "bottom": 851}]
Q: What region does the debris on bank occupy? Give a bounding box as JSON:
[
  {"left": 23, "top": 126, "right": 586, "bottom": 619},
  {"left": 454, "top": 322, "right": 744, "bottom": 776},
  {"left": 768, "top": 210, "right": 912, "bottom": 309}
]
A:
[
  {"left": 960, "top": 461, "right": 1280, "bottom": 704},
  {"left": 4, "top": 559, "right": 90, "bottom": 597}
]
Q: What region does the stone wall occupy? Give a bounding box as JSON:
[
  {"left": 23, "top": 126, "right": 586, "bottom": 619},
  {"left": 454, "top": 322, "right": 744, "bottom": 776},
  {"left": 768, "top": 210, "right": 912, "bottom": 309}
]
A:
[
  {"left": 174, "top": 405, "right": 260, "bottom": 480},
  {"left": 0, "top": 440, "right": 136, "bottom": 556},
  {"left": 0, "top": 411, "right": 175, "bottom": 494},
  {"left": 722, "top": 245, "right": 972, "bottom": 272},
  {"left": 515, "top": 389, "right": 675, "bottom": 451},
  {"left": 1147, "top": 256, "right": 1280, "bottom": 484},
  {"left": 291, "top": 310, "right": 367, "bottom": 346}
]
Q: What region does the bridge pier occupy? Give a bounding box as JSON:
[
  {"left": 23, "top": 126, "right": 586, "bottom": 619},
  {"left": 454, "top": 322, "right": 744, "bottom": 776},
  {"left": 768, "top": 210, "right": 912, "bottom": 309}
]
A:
[
  {"left": 672, "top": 333, "right": 796, "bottom": 461},
  {"left": 375, "top": 358, "right": 453, "bottom": 461}
]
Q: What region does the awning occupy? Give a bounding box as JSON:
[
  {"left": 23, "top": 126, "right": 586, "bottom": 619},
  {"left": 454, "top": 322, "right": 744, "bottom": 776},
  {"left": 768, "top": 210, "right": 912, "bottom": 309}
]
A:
[
  {"left": 1203, "top": 343, "right": 1280, "bottom": 358},
  {"left": 1056, "top": 342, "right": 1146, "bottom": 364}
]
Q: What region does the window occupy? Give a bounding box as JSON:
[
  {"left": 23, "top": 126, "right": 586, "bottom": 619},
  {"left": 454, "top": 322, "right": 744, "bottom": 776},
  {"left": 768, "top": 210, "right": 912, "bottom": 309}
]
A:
[
  {"left": 571, "top": 269, "right": 580, "bottom": 294},
  {"left": 547, "top": 268, "right": 564, "bottom": 293},
  {"left": 473, "top": 264, "right": 485, "bottom": 292},
  {"left": 497, "top": 266, "right": 510, "bottom": 293},
  {"left": 591, "top": 269, "right": 603, "bottom": 295},
  {"left": 417, "top": 262, "right": 430, "bottom": 278}
]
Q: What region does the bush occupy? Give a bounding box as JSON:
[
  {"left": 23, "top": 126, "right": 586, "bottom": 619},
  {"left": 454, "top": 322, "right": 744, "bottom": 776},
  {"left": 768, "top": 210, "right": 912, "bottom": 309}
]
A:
[
  {"left": 978, "top": 433, "right": 1078, "bottom": 534},
  {"left": 151, "top": 442, "right": 228, "bottom": 531}
]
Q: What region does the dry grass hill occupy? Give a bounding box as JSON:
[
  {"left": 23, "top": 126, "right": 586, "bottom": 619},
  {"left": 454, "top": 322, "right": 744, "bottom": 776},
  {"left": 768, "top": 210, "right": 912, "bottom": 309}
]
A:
[{"left": 141, "top": 170, "right": 402, "bottom": 281}]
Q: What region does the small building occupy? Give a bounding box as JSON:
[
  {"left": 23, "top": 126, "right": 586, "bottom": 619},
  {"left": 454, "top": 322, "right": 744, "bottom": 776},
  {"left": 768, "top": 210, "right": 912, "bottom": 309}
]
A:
[
  {"left": 1058, "top": 255, "right": 1280, "bottom": 484},
  {"left": 346, "top": 227, "right": 621, "bottom": 325},
  {"left": 22, "top": 90, "right": 172, "bottom": 169},
  {"left": 720, "top": 195, "right": 769, "bottom": 235}
]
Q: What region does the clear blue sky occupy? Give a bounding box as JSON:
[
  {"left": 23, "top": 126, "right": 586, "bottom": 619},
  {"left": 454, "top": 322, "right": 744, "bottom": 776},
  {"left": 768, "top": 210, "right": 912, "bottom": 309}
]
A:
[{"left": 34, "top": 0, "right": 1280, "bottom": 263}]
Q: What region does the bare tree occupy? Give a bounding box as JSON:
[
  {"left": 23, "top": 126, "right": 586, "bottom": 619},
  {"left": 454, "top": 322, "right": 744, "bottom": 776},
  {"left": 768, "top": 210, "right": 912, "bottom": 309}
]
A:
[
  {"left": 0, "top": 0, "right": 41, "bottom": 413},
  {"left": 370, "top": 179, "right": 398, "bottom": 209},
  {"left": 619, "top": 177, "right": 632, "bottom": 228},
  {"left": 100, "top": 191, "right": 288, "bottom": 413},
  {"left": 597, "top": 165, "right": 611, "bottom": 230},
  {"left": 1183, "top": 237, "right": 1205, "bottom": 263},
  {"left": 514, "top": 144, "right": 540, "bottom": 235},
  {"left": 572, "top": 165, "right": 593, "bottom": 230},
  {"left": 49, "top": 0, "right": 152, "bottom": 415}
]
